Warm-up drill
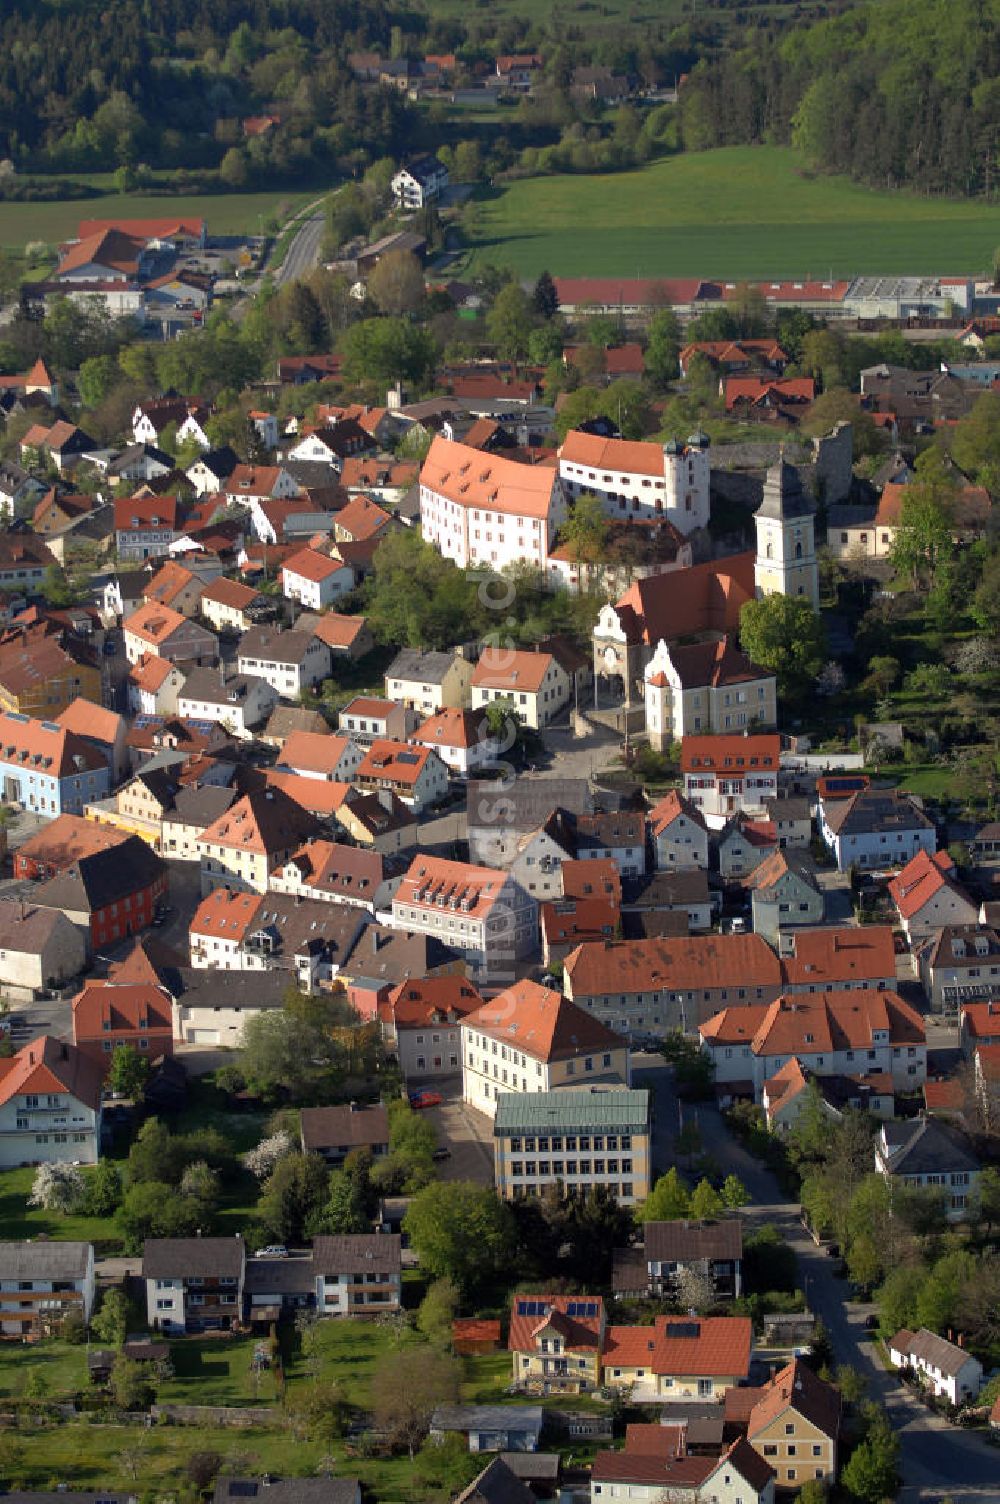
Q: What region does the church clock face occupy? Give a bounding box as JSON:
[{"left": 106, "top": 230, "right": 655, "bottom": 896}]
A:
[{"left": 603, "top": 646, "right": 619, "bottom": 670}]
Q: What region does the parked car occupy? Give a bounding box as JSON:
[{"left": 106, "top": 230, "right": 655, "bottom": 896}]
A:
[
  {"left": 864, "top": 1315, "right": 879, "bottom": 1330},
  {"left": 255, "top": 1245, "right": 288, "bottom": 1259},
  {"left": 432, "top": 1147, "right": 451, "bottom": 1162},
  {"left": 409, "top": 1090, "right": 443, "bottom": 1109}
]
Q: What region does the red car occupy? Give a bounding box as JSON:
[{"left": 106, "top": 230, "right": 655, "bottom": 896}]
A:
[{"left": 408, "top": 1090, "right": 443, "bottom": 1110}]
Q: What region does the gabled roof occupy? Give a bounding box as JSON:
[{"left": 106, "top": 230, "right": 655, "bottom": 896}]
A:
[
  {"left": 300, "top": 1103, "right": 389, "bottom": 1152},
  {"left": 356, "top": 738, "right": 439, "bottom": 786},
  {"left": 643, "top": 1218, "right": 742, "bottom": 1265},
  {"left": 413, "top": 707, "right": 492, "bottom": 751},
  {"left": 888, "top": 848, "right": 972, "bottom": 919},
  {"left": 123, "top": 600, "right": 187, "bottom": 646},
  {"left": 463, "top": 979, "right": 625, "bottom": 1063},
  {"left": 746, "top": 1357, "right": 841, "bottom": 1441},
  {"left": 889, "top": 1327, "right": 979, "bottom": 1378},
  {"left": 564, "top": 934, "right": 782, "bottom": 999},
  {"left": 605, "top": 1315, "right": 751, "bottom": 1377},
  {"left": 472, "top": 648, "right": 557, "bottom": 694},
  {"left": 703, "top": 988, "right": 925, "bottom": 1055},
  {"left": 72, "top": 979, "right": 171, "bottom": 1041},
  {"left": 142, "top": 1236, "right": 244, "bottom": 1279},
  {"left": 823, "top": 788, "right": 934, "bottom": 838},
  {"left": 279, "top": 729, "right": 353, "bottom": 778},
  {"left": 879, "top": 1116, "right": 980, "bottom": 1176},
  {"left": 113, "top": 493, "right": 179, "bottom": 532},
  {"left": 0, "top": 711, "right": 106, "bottom": 778},
  {"left": 0, "top": 1035, "right": 102, "bottom": 1111},
  {"left": 648, "top": 789, "right": 708, "bottom": 838},
  {"left": 283, "top": 547, "right": 346, "bottom": 584},
  {"left": 312, "top": 613, "right": 369, "bottom": 651},
  {"left": 508, "top": 1293, "right": 604, "bottom": 1354},
  {"left": 199, "top": 576, "right": 261, "bottom": 610},
  {"left": 56, "top": 697, "right": 122, "bottom": 748},
  {"left": 681, "top": 734, "right": 780, "bottom": 774},
  {"left": 35, "top": 837, "right": 165, "bottom": 915},
  {"left": 199, "top": 787, "right": 318, "bottom": 856},
  {"left": 381, "top": 975, "right": 484, "bottom": 1030},
  {"left": 610, "top": 554, "right": 756, "bottom": 648}
]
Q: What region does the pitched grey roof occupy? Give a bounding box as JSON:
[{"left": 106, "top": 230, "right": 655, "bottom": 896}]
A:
[
  {"left": 891, "top": 1326, "right": 979, "bottom": 1377},
  {"left": 755, "top": 458, "right": 813, "bottom": 521},
  {"left": 431, "top": 1404, "right": 543, "bottom": 1435},
  {"left": 142, "top": 1236, "right": 245, "bottom": 1279},
  {"left": 455, "top": 1459, "right": 537, "bottom": 1504},
  {"left": 467, "top": 777, "right": 593, "bottom": 832},
  {"left": 0, "top": 1240, "right": 91, "bottom": 1279},
  {"left": 824, "top": 789, "right": 933, "bottom": 838},
  {"left": 0, "top": 901, "right": 75, "bottom": 955},
  {"left": 386, "top": 647, "right": 462, "bottom": 685},
  {"left": 300, "top": 1104, "right": 389, "bottom": 1153},
  {"left": 880, "top": 1117, "right": 980, "bottom": 1176},
  {"left": 213, "top": 1482, "right": 359, "bottom": 1504},
  {"left": 310, "top": 1233, "right": 401, "bottom": 1275},
  {"left": 642, "top": 1218, "right": 743, "bottom": 1264},
  {"left": 245, "top": 1255, "right": 317, "bottom": 1296},
  {"left": 164, "top": 783, "right": 239, "bottom": 828}
]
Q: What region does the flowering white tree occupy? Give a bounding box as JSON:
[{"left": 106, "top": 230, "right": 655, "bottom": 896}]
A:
[
  {"left": 243, "top": 1130, "right": 295, "bottom": 1180},
  {"left": 28, "top": 1162, "right": 84, "bottom": 1213}
]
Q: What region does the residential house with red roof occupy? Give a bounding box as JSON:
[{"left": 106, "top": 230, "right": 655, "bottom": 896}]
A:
[
  {"left": 311, "top": 613, "right": 374, "bottom": 662},
  {"left": 700, "top": 988, "right": 926, "bottom": 1099},
  {"left": 123, "top": 600, "right": 217, "bottom": 670},
  {"left": 56, "top": 696, "right": 128, "bottom": 784},
  {"left": 558, "top": 429, "right": 710, "bottom": 534},
  {"left": 391, "top": 854, "right": 537, "bottom": 982},
  {"left": 960, "top": 996, "right": 1000, "bottom": 1056},
  {"left": 508, "top": 1293, "right": 606, "bottom": 1394},
  {"left": 761, "top": 1057, "right": 895, "bottom": 1132},
  {"left": 198, "top": 576, "right": 270, "bottom": 635},
  {"left": 410, "top": 706, "right": 500, "bottom": 776},
  {"left": 188, "top": 886, "right": 365, "bottom": 989},
  {"left": 355, "top": 738, "right": 448, "bottom": 813},
  {"left": 471, "top": 647, "right": 571, "bottom": 730},
  {"left": 727, "top": 1356, "right": 840, "bottom": 1490},
  {"left": 649, "top": 790, "right": 709, "bottom": 872},
  {"left": 338, "top": 695, "right": 410, "bottom": 744},
  {"left": 281, "top": 546, "right": 354, "bottom": 610},
  {"left": 724, "top": 375, "right": 815, "bottom": 424},
  {"left": 0, "top": 1035, "right": 103, "bottom": 1166},
  {"left": 591, "top": 1434, "right": 774, "bottom": 1504},
  {"left": 72, "top": 978, "right": 173, "bottom": 1072},
  {"left": 34, "top": 835, "right": 167, "bottom": 949},
  {"left": 114, "top": 493, "right": 180, "bottom": 562},
  {"left": 747, "top": 850, "right": 824, "bottom": 945},
  {"left": 419, "top": 436, "right": 567, "bottom": 572},
  {"left": 0, "top": 631, "right": 101, "bottom": 720},
  {"left": 681, "top": 734, "right": 780, "bottom": 823},
  {"left": 141, "top": 560, "right": 203, "bottom": 617},
  {"left": 196, "top": 787, "right": 321, "bottom": 895},
  {"left": 679, "top": 339, "right": 788, "bottom": 378},
  {"left": 0, "top": 709, "right": 110, "bottom": 816},
  {"left": 129, "top": 654, "right": 186, "bottom": 717},
  {"left": 276, "top": 730, "right": 364, "bottom": 784},
  {"left": 888, "top": 848, "right": 977, "bottom": 941},
  {"left": 13, "top": 812, "right": 133, "bottom": 880},
  {"left": 643, "top": 638, "right": 775, "bottom": 751},
  {"left": 780, "top": 925, "right": 896, "bottom": 994},
  {"left": 378, "top": 975, "right": 484, "bottom": 1084},
  {"left": 562, "top": 933, "right": 784, "bottom": 1036},
  {"left": 460, "top": 978, "right": 629, "bottom": 1117},
  {"left": 602, "top": 1314, "right": 752, "bottom": 1402}
]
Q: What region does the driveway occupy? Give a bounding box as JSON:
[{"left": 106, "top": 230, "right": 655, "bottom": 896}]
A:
[
  {"left": 685, "top": 1092, "right": 1000, "bottom": 1501},
  {"left": 425, "top": 1088, "right": 495, "bottom": 1186}
]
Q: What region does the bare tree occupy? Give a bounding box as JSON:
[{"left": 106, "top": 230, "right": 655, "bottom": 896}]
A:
[{"left": 371, "top": 1347, "right": 461, "bottom": 1458}]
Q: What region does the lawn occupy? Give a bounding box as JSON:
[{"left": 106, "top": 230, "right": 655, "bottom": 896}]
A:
[
  {"left": 462, "top": 146, "right": 1000, "bottom": 279},
  {"left": 161, "top": 1336, "right": 281, "bottom": 1406},
  {"left": 0, "top": 1338, "right": 87, "bottom": 1398},
  {"left": 0, "top": 1165, "right": 123, "bottom": 1250},
  {"left": 0, "top": 187, "right": 323, "bottom": 251}
]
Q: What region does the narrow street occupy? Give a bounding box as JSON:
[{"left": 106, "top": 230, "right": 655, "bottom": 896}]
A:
[{"left": 646, "top": 1067, "right": 1000, "bottom": 1502}]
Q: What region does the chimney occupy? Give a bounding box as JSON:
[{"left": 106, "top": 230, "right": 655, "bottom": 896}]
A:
[{"left": 957, "top": 1332, "right": 964, "bottom": 1348}]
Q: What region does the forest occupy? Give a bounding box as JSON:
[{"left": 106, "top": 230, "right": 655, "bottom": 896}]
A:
[{"left": 678, "top": 0, "right": 1000, "bottom": 197}]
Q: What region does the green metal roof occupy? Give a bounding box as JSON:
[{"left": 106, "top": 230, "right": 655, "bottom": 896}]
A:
[{"left": 493, "top": 1088, "right": 649, "bottom": 1134}]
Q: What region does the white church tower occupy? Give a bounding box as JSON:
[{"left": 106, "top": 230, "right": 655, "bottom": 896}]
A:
[{"left": 754, "top": 455, "right": 819, "bottom": 609}]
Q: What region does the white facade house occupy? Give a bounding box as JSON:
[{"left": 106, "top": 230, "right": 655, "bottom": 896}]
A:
[
  {"left": 888, "top": 1328, "right": 983, "bottom": 1406},
  {"left": 0, "top": 1036, "right": 102, "bottom": 1168},
  {"left": 176, "top": 670, "right": 277, "bottom": 741},
  {"left": 419, "top": 436, "right": 566, "bottom": 571},
  {"left": 875, "top": 1118, "right": 980, "bottom": 1220},
  {"left": 753, "top": 458, "right": 820, "bottom": 609},
  {"left": 281, "top": 548, "right": 355, "bottom": 611},
  {"left": 391, "top": 855, "right": 538, "bottom": 983},
  {"left": 355, "top": 739, "right": 449, "bottom": 813},
  {"left": 391, "top": 155, "right": 449, "bottom": 209},
  {"left": 643, "top": 638, "right": 776, "bottom": 751},
  {"left": 558, "top": 430, "right": 710, "bottom": 534},
  {"left": 648, "top": 791, "right": 710, "bottom": 871},
  {"left": 237, "top": 626, "right": 332, "bottom": 698},
  {"left": 819, "top": 789, "right": 937, "bottom": 873},
  {"left": 411, "top": 708, "right": 501, "bottom": 776},
  {"left": 681, "top": 735, "right": 780, "bottom": 824},
  {"left": 0, "top": 1241, "right": 96, "bottom": 1336},
  {"left": 701, "top": 989, "right": 927, "bottom": 1097},
  {"left": 471, "top": 648, "right": 572, "bottom": 731}
]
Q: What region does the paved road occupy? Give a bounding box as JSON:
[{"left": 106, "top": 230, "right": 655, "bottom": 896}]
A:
[
  {"left": 679, "top": 1089, "right": 1000, "bottom": 1502},
  {"left": 276, "top": 211, "right": 326, "bottom": 285}
]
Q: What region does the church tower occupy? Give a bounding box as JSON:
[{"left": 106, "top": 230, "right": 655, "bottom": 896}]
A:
[{"left": 754, "top": 456, "right": 819, "bottom": 609}]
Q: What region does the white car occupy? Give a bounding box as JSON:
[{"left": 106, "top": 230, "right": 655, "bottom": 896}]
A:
[{"left": 255, "top": 1245, "right": 288, "bottom": 1259}]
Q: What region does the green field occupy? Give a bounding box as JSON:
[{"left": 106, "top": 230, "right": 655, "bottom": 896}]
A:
[
  {"left": 463, "top": 146, "right": 1000, "bottom": 279},
  {"left": 0, "top": 187, "right": 324, "bottom": 250}
]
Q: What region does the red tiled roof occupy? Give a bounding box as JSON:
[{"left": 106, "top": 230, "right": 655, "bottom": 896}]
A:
[
  {"left": 124, "top": 600, "right": 186, "bottom": 646},
  {"left": 72, "top": 979, "right": 171, "bottom": 1043},
  {"left": 283, "top": 547, "right": 346, "bottom": 585},
  {"left": 472, "top": 647, "right": 556, "bottom": 694},
  {"left": 279, "top": 729, "right": 353, "bottom": 777},
  {"left": 781, "top": 926, "right": 895, "bottom": 987},
  {"left": 190, "top": 887, "right": 261, "bottom": 942},
  {"left": 113, "top": 494, "right": 178, "bottom": 532},
  {"left": 198, "top": 576, "right": 260, "bottom": 610},
  {"left": 648, "top": 789, "right": 708, "bottom": 837},
  {"left": 381, "top": 975, "right": 484, "bottom": 1031},
  {"left": 960, "top": 999, "right": 1000, "bottom": 1040},
  {"left": 702, "top": 988, "right": 925, "bottom": 1054},
  {"left": 312, "top": 613, "right": 369, "bottom": 650},
  {"left": 888, "top": 849, "right": 966, "bottom": 920},
  {"left": 746, "top": 1357, "right": 841, "bottom": 1441},
  {"left": 560, "top": 857, "right": 621, "bottom": 904},
  {"left": 508, "top": 1293, "right": 604, "bottom": 1354},
  {"left": 0, "top": 1035, "right": 102, "bottom": 1111},
  {"left": 421, "top": 437, "right": 558, "bottom": 520},
  {"left": 681, "top": 734, "right": 780, "bottom": 774},
  {"left": 356, "top": 738, "right": 437, "bottom": 787},
  {"left": 606, "top": 1315, "right": 751, "bottom": 1378},
  {"left": 565, "top": 934, "right": 782, "bottom": 999},
  {"left": 464, "top": 978, "right": 624, "bottom": 1063},
  {"left": 414, "top": 707, "right": 491, "bottom": 750},
  {"left": 78, "top": 217, "right": 203, "bottom": 240}
]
